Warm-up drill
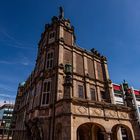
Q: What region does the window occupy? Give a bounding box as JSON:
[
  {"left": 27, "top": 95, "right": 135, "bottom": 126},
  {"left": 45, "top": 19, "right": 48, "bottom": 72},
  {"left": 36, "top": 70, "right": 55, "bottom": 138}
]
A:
[
  {"left": 78, "top": 85, "right": 84, "bottom": 98},
  {"left": 138, "top": 107, "right": 140, "bottom": 113},
  {"left": 96, "top": 62, "right": 103, "bottom": 81},
  {"left": 90, "top": 88, "right": 96, "bottom": 100},
  {"left": 48, "top": 31, "right": 55, "bottom": 44},
  {"left": 101, "top": 91, "right": 106, "bottom": 100},
  {"left": 42, "top": 80, "right": 51, "bottom": 105},
  {"left": 114, "top": 93, "right": 122, "bottom": 97},
  {"left": 46, "top": 52, "right": 54, "bottom": 69},
  {"left": 49, "top": 32, "right": 55, "bottom": 39},
  {"left": 121, "top": 126, "right": 128, "bottom": 139}
]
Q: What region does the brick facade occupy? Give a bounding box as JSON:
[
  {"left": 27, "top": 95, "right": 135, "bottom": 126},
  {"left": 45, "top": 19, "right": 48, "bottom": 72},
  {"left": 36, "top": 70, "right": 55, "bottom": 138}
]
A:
[{"left": 12, "top": 7, "right": 139, "bottom": 140}]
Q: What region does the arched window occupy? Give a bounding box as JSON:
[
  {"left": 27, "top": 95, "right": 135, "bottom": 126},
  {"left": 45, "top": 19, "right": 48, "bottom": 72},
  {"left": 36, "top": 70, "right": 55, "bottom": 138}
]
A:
[
  {"left": 77, "top": 123, "right": 105, "bottom": 140},
  {"left": 112, "top": 124, "right": 133, "bottom": 140}
]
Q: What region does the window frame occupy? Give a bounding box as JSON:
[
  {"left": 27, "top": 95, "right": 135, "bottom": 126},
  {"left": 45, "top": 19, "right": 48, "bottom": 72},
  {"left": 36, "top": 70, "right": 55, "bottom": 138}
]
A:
[
  {"left": 41, "top": 79, "right": 51, "bottom": 106},
  {"left": 100, "top": 91, "right": 106, "bottom": 100},
  {"left": 48, "top": 31, "right": 56, "bottom": 44},
  {"left": 138, "top": 107, "right": 140, "bottom": 113},
  {"left": 46, "top": 51, "right": 54, "bottom": 69},
  {"left": 90, "top": 88, "right": 96, "bottom": 101},
  {"left": 49, "top": 32, "right": 55, "bottom": 39},
  {"left": 78, "top": 85, "right": 84, "bottom": 99}
]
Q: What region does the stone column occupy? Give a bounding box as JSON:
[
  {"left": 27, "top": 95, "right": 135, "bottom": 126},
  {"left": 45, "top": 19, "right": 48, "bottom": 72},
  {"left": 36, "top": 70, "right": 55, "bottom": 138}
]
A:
[
  {"left": 86, "top": 82, "right": 90, "bottom": 99},
  {"left": 83, "top": 55, "right": 88, "bottom": 75},
  {"left": 117, "top": 127, "right": 123, "bottom": 140},
  {"left": 93, "top": 60, "right": 101, "bottom": 101},
  {"left": 103, "top": 132, "right": 112, "bottom": 140},
  {"left": 93, "top": 60, "right": 98, "bottom": 80},
  {"left": 111, "top": 83, "right": 115, "bottom": 104},
  {"left": 73, "top": 51, "right": 76, "bottom": 73},
  {"left": 71, "top": 118, "right": 76, "bottom": 140},
  {"left": 102, "top": 59, "right": 113, "bottom": 103},
  {"left": 63, "top": 64, "right": 73, "bottom": 99},
  {"left": 59, "top": 26, "right": 64, "bottom": 39},
  {"left": 61, "top": 116, "right": 71, "bottom": 140},
  {"left": 83, "top": 55, "right": 90, "bottom": 99},
  {"left": 58, "top": 43, "right": 64, "bottom": 65},
  {"left": 103, "top": 61, "right": 109, "bottom": 80},
  {"left": 96, "top": 86, "right": 101, "bottom": 101},
  {"left": 57, "top": 74, "right": 64, "bottom": 100}
]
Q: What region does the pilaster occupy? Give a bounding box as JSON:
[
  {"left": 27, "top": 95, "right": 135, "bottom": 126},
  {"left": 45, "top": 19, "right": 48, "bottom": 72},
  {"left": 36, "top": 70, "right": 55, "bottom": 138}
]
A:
[
  {"left": 73, "top": 51, "right": 76, "bottom": 73},
  {"left": 58, "top": 43, "right": 64, "bottom": 65}
]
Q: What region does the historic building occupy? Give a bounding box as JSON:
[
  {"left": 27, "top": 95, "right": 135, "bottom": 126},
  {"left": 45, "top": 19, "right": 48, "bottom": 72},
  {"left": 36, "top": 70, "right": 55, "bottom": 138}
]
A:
[{"left": 12, "top": 7, "right": 140, "bottom": 140}]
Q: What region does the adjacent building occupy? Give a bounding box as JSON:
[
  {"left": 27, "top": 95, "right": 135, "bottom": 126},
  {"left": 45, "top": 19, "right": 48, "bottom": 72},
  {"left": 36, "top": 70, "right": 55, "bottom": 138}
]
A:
[
  {"left": 0, "top": 104, "right": 14, "bottom": 139},
  {"left": 112, "top": 82, "right": 140, "bottom": 125},
  {"left": 12, "top": 7, "right": 140, "bottom": 140}
]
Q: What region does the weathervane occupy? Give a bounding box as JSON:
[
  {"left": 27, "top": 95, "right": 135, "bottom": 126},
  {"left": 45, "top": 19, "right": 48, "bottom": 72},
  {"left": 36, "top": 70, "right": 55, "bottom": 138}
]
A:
[{"left": 59, "top": 6, "right": 64, "bottom": 19}]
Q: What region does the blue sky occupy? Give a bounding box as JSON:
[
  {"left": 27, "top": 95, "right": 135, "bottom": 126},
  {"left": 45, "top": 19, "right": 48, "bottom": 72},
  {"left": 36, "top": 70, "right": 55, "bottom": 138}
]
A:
[{"left": 0, "top": 0, "right": 140, "bottom": 102}]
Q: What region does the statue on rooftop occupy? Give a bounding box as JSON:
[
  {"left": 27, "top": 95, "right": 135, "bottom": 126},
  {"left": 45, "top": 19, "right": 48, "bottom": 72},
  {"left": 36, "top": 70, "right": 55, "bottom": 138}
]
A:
[{"left": 59, "top": 6, "right": 64, "bottom": 19}]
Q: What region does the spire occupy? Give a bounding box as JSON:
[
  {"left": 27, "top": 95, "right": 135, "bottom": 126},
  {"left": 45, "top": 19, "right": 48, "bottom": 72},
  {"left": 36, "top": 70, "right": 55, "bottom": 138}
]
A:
[{"left": 59, "top": 6, "right": 64, "bottom": 19}]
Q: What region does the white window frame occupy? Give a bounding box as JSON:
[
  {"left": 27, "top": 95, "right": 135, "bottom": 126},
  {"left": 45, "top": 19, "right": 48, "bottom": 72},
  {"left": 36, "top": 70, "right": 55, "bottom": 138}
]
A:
[
  {"left": 41, "top": 79, "right": 51, "bottom": 106},
  {"left": 46, "top": 51, "right": 54, "bottom": 69}
]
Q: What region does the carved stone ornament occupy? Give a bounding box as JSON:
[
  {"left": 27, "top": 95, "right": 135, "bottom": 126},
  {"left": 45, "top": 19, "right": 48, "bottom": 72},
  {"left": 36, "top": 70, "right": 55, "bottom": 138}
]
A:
[
  {"left": 93, "top": 109, "right": 102, "bottom": 116},
  {"left": 120, "top": 112, "right": 127, "bottom": 118},
  {"left": 108, "top": 110, "right": 117, "bottom": 117},
  {"left": 77, "top": 106, "right": 87, "bottom": 114}
]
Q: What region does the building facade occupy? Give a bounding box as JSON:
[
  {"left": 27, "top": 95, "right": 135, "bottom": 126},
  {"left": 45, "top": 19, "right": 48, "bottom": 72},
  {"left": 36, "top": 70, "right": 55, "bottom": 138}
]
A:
[
  {"left": 0, "top": 104, "right": 14, "bottom": 139},
  {"left": 112, "top": 82, "right": 140, "bottom": 139},
  {"left": 13, "top": 8, "right": 139, "bottom": 140},
  {"left": 112, "top": 82, "right": 140, "bottom": 112}
]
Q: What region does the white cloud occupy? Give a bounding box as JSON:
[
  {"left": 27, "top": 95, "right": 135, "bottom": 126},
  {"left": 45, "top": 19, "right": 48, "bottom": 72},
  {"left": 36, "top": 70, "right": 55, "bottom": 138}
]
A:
[
  {"left": 0, "top": 84, "right": 16, "bottom": 99},
  {"left": 0, "top": 99, "right": 15, "bottom": 107},
  {"left": 0, "top": 56, "right": 34, "bottom": 66},
  {"left": 0, "top": 28, "right": 36, "bottom": 50},
  {"left": 0, "top": 93, "right": 15, "bottom": 99}
]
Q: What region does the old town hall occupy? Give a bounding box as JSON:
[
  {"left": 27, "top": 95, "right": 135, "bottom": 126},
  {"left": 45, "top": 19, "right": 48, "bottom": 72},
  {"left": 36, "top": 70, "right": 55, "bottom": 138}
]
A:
[{"left": 12, "top": 7, "right": 140, "bottom": 140}]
